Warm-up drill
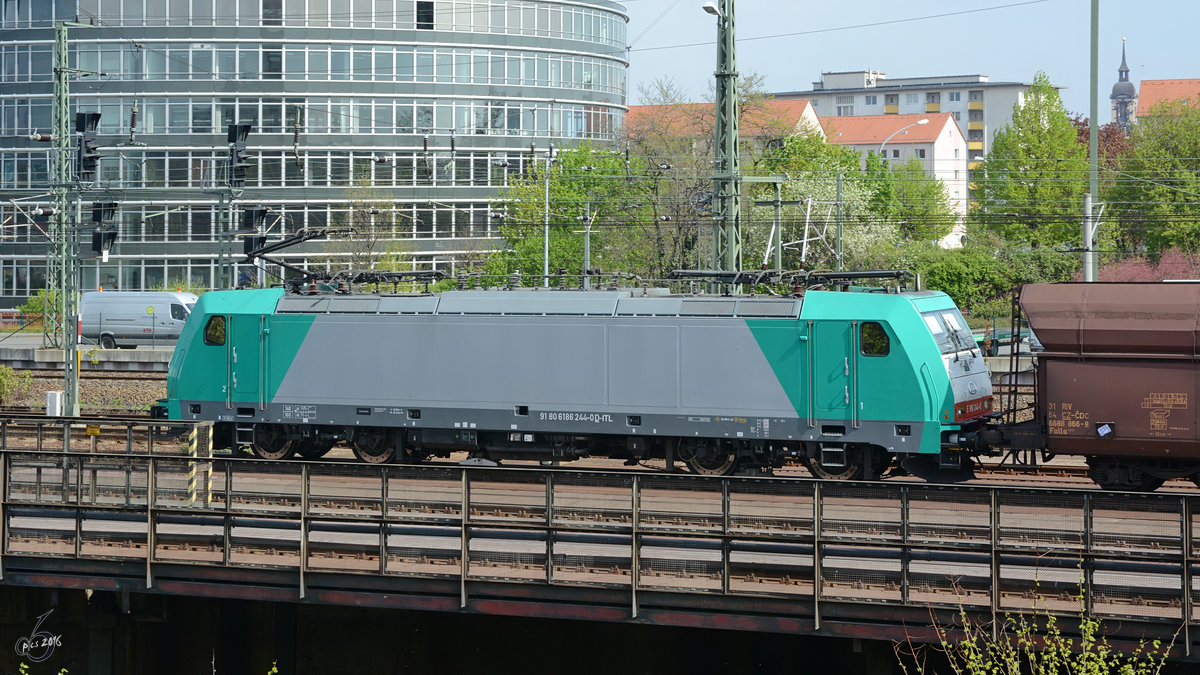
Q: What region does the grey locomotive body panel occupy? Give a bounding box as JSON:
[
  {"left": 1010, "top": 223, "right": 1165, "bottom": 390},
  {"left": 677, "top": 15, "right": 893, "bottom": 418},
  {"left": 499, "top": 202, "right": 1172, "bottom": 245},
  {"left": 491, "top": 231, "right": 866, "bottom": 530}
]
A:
[{"left": 269, "top": 312, "right": 801, "bottom": 440}]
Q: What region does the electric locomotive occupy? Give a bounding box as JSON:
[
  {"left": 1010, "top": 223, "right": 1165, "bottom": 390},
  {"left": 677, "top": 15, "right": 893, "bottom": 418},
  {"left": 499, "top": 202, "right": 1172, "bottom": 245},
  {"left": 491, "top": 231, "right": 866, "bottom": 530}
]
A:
[{"left": 160, "top": 275, "right": 993, "bottom": 478}]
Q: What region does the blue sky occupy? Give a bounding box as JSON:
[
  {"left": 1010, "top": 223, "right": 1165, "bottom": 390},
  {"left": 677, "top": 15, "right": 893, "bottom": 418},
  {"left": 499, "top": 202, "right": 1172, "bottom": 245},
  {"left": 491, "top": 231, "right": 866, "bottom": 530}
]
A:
[{"left": 622, "top": 0, "right": 1199, "bottom": 119}]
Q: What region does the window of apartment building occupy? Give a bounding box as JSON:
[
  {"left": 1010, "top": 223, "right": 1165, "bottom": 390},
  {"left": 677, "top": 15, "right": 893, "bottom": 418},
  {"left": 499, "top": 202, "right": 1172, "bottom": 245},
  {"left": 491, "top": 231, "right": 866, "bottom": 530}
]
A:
[
  {"left": 905, "top": 93, "right": 919, "bottom": 104},
  {"left": 885, "top": 94, "right": 898, "bottom": 105},
  {"left": 969, "top": 110, "right": 983, "bottom": 122},
  {"left": 416, "top": 1, "right": 434, "bottom": 29},
  {"left": 947, "top": 92, "right": 961, "bottom": 102},
  {"left": 915, "top": 149, "right": 926, "bottom": 159},
  {"left": 926, "top": 92, "right": 939, "bottom": 104},
  {"left": 864, "top": 95, "right": 877, "bottom": 105},
  {"left": 968, "top": 90, "right": 983, "bottom": 101},
  {"left": 834, "top": 96, "right": 852, "bottom": 116},
  {"left": 954, "top": 111, "right": 961, "bottom": 121},
  {"left": 891, "top": 149, "right": 899, "bottom": 159},
  {"left": 835, "top": 95, "right": 853, "bottom": 105},
  {"left": 836, "top": 105, "right": 853, "bottom": 116},
  {"left": 954, "top": 149, "right": 960, "bottom": 158}
]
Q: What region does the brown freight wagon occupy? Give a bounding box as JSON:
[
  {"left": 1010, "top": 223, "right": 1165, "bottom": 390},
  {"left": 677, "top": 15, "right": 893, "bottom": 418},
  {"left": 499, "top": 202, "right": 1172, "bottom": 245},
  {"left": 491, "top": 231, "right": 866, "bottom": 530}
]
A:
[{"left": 1020, "top": 282, "right": 1200, "bottom": 490}]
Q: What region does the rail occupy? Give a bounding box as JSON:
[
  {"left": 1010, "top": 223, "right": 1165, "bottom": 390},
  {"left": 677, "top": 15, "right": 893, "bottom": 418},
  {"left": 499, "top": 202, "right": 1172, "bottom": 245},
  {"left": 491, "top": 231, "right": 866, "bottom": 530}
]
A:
[{"left": 1, "top": 426, "right": 1198, "bottom": 656}]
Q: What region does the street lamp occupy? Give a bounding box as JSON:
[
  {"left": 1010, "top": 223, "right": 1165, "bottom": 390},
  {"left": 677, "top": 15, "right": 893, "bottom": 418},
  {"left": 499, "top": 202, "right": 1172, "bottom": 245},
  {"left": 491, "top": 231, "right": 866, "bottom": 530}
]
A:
[
  {"left": 878, "top": 118, "right": 929, "bottom": 157},
  {"left": 542, "top": 143, "right": 555, "bottom": 287},
  {"left": 702, "top": 2, "right": 720, "bottom": 16}
]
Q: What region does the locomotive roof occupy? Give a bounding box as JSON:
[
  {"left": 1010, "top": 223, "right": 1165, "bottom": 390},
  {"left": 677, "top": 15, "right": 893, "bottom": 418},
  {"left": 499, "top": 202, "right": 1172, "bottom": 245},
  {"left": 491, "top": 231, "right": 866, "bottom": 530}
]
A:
[{"left": 274, "top": 289, "right": 805, "bottom": 319}]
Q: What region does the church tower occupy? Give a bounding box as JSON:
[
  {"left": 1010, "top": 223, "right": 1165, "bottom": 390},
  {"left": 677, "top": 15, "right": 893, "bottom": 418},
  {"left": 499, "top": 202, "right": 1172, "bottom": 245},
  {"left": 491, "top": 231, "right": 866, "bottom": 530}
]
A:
[{"left": 1110, "top": 38, "right": 1137, "bottom": 129}]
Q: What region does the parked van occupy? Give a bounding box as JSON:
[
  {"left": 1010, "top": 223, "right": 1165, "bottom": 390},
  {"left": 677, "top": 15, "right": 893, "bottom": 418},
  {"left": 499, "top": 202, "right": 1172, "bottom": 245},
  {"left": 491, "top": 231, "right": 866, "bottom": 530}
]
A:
[{"left": 80, "top": 291, "right": 199, "bottom": 349}]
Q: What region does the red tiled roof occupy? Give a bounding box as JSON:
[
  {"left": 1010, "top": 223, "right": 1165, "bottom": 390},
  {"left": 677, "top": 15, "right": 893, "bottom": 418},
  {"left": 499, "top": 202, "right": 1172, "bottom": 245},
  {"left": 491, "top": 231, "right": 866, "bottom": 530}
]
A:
[
  {"left": 625, "top": 99, "right": 816, "bottom": 137},
  {"left": 1136, "top": 79, "right": 1200, "bottom": 116},
  {"left": 819, "top": 113, "right": 959, "bottom": 145}
]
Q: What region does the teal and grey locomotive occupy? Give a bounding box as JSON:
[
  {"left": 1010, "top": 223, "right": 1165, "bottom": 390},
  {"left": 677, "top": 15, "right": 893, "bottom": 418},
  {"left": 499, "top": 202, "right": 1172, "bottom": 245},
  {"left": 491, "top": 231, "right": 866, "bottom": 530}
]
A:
[{"left": 160, "top": 282, "right": 994, "bottom": 478}]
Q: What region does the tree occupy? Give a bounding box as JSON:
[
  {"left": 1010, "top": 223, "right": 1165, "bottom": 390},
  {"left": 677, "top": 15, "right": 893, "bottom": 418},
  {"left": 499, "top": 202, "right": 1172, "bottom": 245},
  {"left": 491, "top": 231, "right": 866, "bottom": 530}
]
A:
[
  {"left": 973, "top": 72, "right": 1088, "bottom": 247},
  {"left": 751, "top": 132, "right": 877, "bottom": 270},
  {"left": 884, "top": 157, "right": 957, "bottom": 244},
  {"left": 482, "top": 142, "right": 651, "bottom": 284},
  {"left": 1096, "top": 247, "right": 1200, "bottom": 281},
  {"left": 1070, "top": 114, "right": 1131, "bottom": 171},
  {"left": 1107, "top": 101, "right": 1200, "bottom": 253},
  {"left": 313, "top": 177, "right": 415, "bottom": 288},
  {"left": 625, "top": 74, "right": 796, "bottom": 276}
]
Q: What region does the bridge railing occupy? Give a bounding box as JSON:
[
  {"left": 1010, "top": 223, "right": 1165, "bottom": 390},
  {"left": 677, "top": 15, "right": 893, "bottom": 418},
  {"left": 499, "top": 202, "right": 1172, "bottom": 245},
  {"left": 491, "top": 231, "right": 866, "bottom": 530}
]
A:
[{"left": 1, "top": 445, "right": 1196, "bottom": 647}]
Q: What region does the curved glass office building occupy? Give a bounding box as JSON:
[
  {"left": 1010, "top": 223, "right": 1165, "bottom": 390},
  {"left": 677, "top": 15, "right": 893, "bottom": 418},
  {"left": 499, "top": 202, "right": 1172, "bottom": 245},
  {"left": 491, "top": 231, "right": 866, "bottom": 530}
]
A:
[{"left": 0, "top": 0, "right": 627, "bottom": 305}]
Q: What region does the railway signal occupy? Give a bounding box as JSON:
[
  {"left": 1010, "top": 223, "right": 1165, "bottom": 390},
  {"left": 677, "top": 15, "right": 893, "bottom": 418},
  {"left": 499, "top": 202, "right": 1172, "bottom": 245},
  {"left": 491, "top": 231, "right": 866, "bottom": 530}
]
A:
[
  {"left": 241, "top": 207, "right": 268, "bottom": 255},
  {"left": 226, "top": 123, "right": 252, "bottom": 188},
  {"left": 91, "top": 201, "right": 118, "bottom": 262},
  {"left": 75, "top": 112, "right": 101, "bottom": 183}
]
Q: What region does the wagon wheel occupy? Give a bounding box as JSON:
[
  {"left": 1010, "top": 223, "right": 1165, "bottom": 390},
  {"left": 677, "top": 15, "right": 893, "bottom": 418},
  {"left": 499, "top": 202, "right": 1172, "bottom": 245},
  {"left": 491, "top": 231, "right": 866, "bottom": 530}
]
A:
[
  {"left": 252, "top": 424, "right": 296, "bottom": 460},
  {"left": 352, "top": 430, "right": 395, "bottom": 464},
  {"left": 296, "top": 439, "right": 334, "bottom": 460},
  {"left": 1087, "top": 458, "right": 1164, "bottom": 492},
  {"left": 683, "top": 440, "right": 738, "bottom": 476}
]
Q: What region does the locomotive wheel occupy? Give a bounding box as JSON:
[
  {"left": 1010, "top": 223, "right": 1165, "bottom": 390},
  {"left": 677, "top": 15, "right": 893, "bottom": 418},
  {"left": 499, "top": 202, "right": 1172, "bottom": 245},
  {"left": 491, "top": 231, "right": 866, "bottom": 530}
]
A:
[
  {"left": 352, "top": 430, "right": 395, "bottom": 464},
  {"left": 297, "top": 440, "right": 334, "bottom": 460},
  {"left": 1087, "top": 458, "right": 1164, "bottom": 492},
  {"left": 802, "top": 446, "right": 890, "bottom": 481},
  {"left": 252, "top": 425, "right": 296, "bottom": 460},
  {"left": 682, "top": 441, "right": 738, "bottom": 476}
]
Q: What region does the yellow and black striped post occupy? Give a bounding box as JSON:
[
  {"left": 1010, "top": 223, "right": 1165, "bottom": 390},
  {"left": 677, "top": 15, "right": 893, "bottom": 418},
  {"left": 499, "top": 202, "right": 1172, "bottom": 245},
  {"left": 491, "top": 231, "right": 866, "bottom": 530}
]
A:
[
  {"left": 186, "top": 426, "right": 198, "bottom": 507},
  {"left": 205, "top": 422, "right": 214, "bottom": 508}
]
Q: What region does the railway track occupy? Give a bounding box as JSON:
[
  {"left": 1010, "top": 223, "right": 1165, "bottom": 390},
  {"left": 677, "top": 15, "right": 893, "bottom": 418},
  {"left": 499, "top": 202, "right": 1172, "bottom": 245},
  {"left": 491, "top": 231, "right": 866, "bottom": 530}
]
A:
[
  {"left": 0, "top": 409, "right": 1193, "bottom": 492},
  {"left": 28, "top": 370, "right": 165, "bottom": 381},
  {"left": 0, "top": 406, "right": 153, "bottom": 420}
]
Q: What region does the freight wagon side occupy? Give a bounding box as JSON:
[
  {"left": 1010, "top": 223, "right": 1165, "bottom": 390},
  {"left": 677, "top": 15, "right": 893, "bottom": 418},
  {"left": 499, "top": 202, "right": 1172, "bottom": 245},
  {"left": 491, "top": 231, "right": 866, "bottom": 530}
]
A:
[{"left": 1021, "top": 282, "right": 1200, "bottom": 491}]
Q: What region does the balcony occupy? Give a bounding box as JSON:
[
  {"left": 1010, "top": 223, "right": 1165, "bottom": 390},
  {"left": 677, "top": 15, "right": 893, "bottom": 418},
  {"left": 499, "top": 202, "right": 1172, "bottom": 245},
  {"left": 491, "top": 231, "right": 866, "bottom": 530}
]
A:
[
  {"left": 968, "top": 101, "right": 984, "bottom": 111},
  {"left": 925, "top": 103, "right": 940, "bottom": 113},
  {"left": 883, "top": 105, "right": 899, "bottom": 114},
  {"left": 968, "top": 121, "right": 984, "bottom": 131},
  {"left": 968, "top": 161, "right": 982, "bottom": 170},
  {"left": 968, "top": 141, "right": 984, "bottom": 151}
]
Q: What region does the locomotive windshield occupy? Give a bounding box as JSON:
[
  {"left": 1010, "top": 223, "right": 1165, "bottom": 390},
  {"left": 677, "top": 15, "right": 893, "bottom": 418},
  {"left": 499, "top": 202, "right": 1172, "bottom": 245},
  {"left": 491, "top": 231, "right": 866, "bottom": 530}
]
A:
[{"left": 921, "top": 309, "right": 976, "bottom": 356}]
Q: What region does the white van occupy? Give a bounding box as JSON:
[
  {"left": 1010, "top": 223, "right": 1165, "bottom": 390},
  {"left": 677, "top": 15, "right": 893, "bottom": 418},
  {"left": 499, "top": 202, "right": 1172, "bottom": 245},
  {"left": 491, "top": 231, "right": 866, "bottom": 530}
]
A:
[{"left": 80, "top": 291, "right": 199, "bottom": 349}]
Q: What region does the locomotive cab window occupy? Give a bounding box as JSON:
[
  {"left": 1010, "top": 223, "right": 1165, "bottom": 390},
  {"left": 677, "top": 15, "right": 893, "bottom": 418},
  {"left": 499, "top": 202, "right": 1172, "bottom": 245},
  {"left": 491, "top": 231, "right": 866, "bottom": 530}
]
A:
[
  {"left": 860, "top": 322, "right": 890, "bottom": 356},
  {"left": 922, "top": 309, "right": 974, "bottom": 355},
  {"left": 203, "top": 315, "right": 226, "bottom": 346}
]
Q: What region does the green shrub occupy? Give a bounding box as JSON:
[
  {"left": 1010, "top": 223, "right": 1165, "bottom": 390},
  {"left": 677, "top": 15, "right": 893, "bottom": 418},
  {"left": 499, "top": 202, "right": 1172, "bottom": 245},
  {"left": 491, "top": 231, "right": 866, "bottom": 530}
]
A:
[{"left": 0, "top": 364, "right": 32, "bottom": 405}]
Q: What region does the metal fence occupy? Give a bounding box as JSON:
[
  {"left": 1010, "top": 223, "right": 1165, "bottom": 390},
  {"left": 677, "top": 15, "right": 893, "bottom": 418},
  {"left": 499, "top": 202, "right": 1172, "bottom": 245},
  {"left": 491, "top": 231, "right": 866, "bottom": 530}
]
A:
[{"left": 1, "top": 434, "right": 1198, "bottom": 649}]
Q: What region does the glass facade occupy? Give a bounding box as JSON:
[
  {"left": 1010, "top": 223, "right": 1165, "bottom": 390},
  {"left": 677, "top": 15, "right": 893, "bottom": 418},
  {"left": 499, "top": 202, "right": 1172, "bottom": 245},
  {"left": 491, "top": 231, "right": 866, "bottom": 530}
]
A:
[{"left": 0, "top": 0, "right": 627, "bottom": 306}]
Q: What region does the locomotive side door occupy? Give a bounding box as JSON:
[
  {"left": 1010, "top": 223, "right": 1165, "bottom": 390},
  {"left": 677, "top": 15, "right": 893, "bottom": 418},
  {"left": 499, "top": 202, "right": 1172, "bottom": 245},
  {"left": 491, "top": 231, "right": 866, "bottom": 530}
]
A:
[
  {"left": 229, "top": 313, "right": 264, "bottom": 409},
  {"left": 813, "top": 321, "right": 852, "bottom": 417}
]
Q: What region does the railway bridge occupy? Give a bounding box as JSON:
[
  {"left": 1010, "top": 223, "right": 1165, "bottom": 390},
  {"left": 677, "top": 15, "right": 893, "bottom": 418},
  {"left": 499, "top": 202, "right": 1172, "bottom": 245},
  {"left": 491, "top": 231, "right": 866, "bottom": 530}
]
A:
[{"left": 1, "top": 416, "right": 1198, "bottom": 667}]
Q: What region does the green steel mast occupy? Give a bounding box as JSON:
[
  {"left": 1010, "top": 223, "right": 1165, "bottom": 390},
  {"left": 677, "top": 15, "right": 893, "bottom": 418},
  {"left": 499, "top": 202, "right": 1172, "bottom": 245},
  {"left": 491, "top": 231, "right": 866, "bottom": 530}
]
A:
[{"left": 710, "top": 0, "right": 740, "bottom": 273}]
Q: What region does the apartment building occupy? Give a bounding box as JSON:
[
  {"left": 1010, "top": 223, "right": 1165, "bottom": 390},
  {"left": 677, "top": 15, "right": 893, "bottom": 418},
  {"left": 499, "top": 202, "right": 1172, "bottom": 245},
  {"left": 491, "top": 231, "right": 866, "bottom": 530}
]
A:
[{"left": 776, "top": 71, "right": 1035, "bottom": 174}]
